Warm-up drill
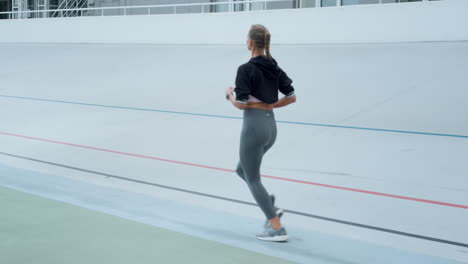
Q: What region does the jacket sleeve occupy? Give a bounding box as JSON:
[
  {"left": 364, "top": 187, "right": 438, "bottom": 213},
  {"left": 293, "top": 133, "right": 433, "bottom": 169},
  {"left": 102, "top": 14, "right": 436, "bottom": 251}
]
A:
[
  {"left": 234, "top": 66, "right": 251, "bottom": 104},
  {"left": 278, "top": 67, "right": 296, "bottom": 98}
]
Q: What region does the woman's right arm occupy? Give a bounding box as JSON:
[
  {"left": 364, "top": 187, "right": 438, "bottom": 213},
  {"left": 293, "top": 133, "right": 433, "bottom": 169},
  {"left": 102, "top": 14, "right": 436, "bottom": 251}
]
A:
[
  {"left": 272, "top": 95, "right": 296, "bottom": 108},
  {"left": 276, "top": 65, "right": 296, "bottom": 108}
]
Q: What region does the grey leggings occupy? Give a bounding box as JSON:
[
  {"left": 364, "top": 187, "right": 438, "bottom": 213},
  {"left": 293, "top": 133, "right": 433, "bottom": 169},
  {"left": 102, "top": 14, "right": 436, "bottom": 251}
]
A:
[{"left": 236, "top": 108, "right": 277, "bottom": 220}]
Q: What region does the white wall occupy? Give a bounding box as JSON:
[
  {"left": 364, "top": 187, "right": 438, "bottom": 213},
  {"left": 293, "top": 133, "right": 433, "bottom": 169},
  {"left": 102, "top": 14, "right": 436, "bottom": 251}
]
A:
[{"left": 0, "top": 0, "right": 467, "bottom": 44}]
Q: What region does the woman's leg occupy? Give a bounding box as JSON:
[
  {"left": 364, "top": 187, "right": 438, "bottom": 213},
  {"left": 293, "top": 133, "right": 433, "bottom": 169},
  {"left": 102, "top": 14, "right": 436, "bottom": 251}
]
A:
[
  {"left": 235, "top": 161, "right": 246, "bottom": 182},
  {"left": 239, "top": 111, "right": 287, "bottom": 240},
  {"left": 239, "top": 123, "right": 277, "bottom": 221},
  {"left": 237, "top": 159, "right": 282, "bottom": 227},
  {"left": 236, "top": 124, "right": 276, "bottom": 182},
  {"left": 240, "top": 147, "right": 277, "bottom": 220}
]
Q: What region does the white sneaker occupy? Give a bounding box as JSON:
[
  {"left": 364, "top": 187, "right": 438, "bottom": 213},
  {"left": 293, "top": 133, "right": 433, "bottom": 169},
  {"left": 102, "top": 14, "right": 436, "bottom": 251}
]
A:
[{"left": 256, "top": 223, "right": 289, "bottom": 242}]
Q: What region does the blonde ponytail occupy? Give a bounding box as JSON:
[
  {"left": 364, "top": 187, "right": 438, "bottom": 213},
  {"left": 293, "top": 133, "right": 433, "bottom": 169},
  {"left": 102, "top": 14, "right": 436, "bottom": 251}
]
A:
[
  {"left": 248, "top": 24, "right": 273, "bottom": 60},
  {"left": 265, "top": 31, "right": 272, "bottom": 60}
]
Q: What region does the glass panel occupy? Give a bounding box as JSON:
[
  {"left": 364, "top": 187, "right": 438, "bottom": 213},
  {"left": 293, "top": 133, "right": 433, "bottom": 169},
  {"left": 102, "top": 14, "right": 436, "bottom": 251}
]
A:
[
  {"left": 342, "top": 0, "right": 380, "bottom": 5},
  {"left": 380, "top": 0, "right": 423, "bottom": 2},
  {"left": 177, "top": 5, "right": 203, "bottom": 14},
  {"left": 144, "top": 6, "right": 173, "bottom": 15},
  {"left": 267, "top": 0, "right": 295, "bottom": 10},
  {"left": 0, "top": 0, "right": 9, "bottom": 19},
  {"left": 302, "top": 0, "right": 316, "bottom": 8},
  {"left": 214, "top": 0, "right": 229, "bottom": 12},
  {"left": 219, "top": 3, "right": 231, "bottom": 12},
  {"left": 233, "top": 0, "right": 245, "bottom": 11},
  {"left": 250, "top": 2, "right": 264, "bottom": 11},
  {"left": 321, "top": 0, "right": 337, "bottom": 7}
]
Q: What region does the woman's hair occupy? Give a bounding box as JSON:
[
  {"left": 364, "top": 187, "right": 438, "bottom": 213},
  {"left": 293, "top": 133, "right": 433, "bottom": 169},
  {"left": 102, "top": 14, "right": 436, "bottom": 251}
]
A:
[{"left": 248, "top": 24, "right": 272, "bottom": 60}]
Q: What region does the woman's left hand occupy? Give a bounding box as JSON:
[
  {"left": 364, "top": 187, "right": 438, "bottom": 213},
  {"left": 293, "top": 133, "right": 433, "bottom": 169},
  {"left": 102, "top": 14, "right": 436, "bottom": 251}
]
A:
[{"left": 226, "top": 87, "right": 234, "bottom": 99}]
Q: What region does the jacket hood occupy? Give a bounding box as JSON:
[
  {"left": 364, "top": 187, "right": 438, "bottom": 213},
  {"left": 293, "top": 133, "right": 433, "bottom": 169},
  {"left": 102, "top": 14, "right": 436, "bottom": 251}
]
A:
[{"left": 249, "top": 55, "right": 281, "bottom": 80}]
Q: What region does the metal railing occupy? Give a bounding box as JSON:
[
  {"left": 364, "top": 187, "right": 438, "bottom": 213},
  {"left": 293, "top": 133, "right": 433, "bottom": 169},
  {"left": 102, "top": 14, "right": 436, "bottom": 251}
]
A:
[
  {"left": 0, "top": 0, "right": 296, "bottom": 19},
  {"left": 0, "top": 0, "right": 435, "bottom": 20},
  {"left": 51, "top": 0, "right": 90, "bottom": 18}
]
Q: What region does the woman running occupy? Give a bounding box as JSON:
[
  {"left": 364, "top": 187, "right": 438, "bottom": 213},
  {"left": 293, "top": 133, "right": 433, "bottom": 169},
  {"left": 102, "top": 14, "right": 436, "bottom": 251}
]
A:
[{"left": 225, "top": 24, "right": 296, "bottom": 242}]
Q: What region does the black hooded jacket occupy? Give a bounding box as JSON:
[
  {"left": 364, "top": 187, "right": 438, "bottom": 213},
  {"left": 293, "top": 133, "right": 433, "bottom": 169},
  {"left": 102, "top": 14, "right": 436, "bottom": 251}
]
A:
[{"left": 234, "top": 55, "right": 295, "bottom": 104}]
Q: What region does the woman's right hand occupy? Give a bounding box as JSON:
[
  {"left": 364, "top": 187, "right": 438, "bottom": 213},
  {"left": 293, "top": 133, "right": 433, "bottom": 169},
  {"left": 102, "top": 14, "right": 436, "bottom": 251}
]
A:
[{"left": 272, "top": 95, "right": 296, "bottom": 108}]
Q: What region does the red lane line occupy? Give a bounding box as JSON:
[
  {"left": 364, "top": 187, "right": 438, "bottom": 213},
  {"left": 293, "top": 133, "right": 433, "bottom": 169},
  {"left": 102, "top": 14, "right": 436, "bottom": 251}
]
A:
[
  {"left": 261, "top": 174, "right": 468, "bottom": 209},
  {"left": 1, "top": 131, "right": 467, "bottom": 209}
]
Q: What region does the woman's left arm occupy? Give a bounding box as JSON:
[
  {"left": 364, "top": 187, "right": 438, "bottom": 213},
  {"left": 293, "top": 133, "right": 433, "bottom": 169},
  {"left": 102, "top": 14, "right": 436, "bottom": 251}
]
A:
[{"left": 226, "top": 87, "right": 247, "bottom": 110}]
